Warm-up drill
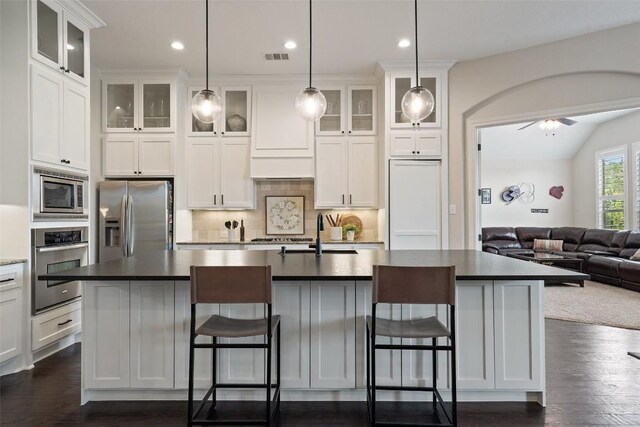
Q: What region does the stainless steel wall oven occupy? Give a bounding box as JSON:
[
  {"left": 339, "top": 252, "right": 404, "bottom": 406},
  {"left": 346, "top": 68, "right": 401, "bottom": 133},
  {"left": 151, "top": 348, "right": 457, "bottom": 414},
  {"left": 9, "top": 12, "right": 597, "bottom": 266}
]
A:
[{"left": 32, "top": 227, "right": 87, "bottom": 314}]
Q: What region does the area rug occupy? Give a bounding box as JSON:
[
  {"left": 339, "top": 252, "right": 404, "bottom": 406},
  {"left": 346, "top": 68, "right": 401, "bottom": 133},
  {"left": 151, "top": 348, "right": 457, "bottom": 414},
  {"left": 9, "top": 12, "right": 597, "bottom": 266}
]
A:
[{"left": 544, "top": 281, "right": 640, "bottom": 330}]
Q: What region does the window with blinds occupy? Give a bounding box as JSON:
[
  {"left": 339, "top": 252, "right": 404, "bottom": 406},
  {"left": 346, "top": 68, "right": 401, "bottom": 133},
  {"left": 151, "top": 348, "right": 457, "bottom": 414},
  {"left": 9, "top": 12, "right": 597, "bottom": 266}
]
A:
[{"left": 596, "top": 148, "right": 626, "bottom": 230}]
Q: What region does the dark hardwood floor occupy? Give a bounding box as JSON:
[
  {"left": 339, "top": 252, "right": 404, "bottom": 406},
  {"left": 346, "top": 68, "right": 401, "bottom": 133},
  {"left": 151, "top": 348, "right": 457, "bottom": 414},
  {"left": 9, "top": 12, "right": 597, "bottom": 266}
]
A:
[{"left": 1, "top": 319, "right": 639, "bottom": 426}]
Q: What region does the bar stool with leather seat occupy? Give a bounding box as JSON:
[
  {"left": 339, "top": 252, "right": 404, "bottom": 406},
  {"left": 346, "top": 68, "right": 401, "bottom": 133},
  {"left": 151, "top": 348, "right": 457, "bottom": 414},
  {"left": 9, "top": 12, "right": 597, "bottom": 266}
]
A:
[
  {"left": 188, "top": 265, "right": 281, "bottom": 426},
  {"left": 366, "top": 265, "right": 457, "bottom": 427}
]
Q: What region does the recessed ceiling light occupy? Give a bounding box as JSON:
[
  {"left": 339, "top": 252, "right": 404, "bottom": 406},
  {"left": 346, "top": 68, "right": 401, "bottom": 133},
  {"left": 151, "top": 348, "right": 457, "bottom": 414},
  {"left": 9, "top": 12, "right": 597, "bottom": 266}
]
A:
[
  {"left": 171, "top": 41, "right": 184, "bottom": 50},
  {"left": 284, "top": 40, "right": 297, "bottom": 50},
  {"left": 398, "top": 39, "right": 411, "bottom": 48}
]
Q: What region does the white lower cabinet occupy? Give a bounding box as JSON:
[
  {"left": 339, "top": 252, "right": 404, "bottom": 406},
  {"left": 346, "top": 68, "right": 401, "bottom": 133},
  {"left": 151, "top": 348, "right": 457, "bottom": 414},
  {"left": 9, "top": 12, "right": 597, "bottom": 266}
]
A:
[
  {"left": 130, "top": 281, "right": 175, "bottom": 388},
  {"left": 0, "top": 265, "right": 24, "bottom": 366},
  {"left": 456, "top": 281, "right": 494, "bottom": 390},
  {"left": 310, "top": 281, "right": 356, "bottom": 388},
  {"left": 493, "top": 280, "right": 543, "bottom": 390},
  {"left": 273, "top": 282, "right": 311, "bottom": 388},
  {"left": 84, "top": 281, "right": 130, "bottom": 389},
  {"left": 84, "top": 281, "right": 175, "bottom": 389}
]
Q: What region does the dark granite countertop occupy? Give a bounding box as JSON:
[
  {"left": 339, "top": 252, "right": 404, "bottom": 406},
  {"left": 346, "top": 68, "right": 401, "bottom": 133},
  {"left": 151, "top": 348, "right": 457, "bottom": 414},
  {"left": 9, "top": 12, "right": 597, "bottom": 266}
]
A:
[
  {"left": 0, "top": 259, "right": 27, "bottom": 267},
  {"left": 176, "top": 240, "right": 384, "bottom": 246},
  {"left": 39, "top": 249, "right": 589, "bottom": 282}
]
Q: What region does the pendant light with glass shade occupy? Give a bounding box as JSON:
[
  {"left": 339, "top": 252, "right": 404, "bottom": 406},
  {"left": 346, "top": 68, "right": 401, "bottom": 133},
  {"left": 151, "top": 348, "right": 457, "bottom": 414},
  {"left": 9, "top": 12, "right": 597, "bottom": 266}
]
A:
[
  {"left": 401, "top": 0, "right": 435, "bottom": 124},
  {"left": 192, "top": 0, "right": 222, "bottom": 124},
  {"left": 295, "top": 0, "right": 326, "bottom": 121}
]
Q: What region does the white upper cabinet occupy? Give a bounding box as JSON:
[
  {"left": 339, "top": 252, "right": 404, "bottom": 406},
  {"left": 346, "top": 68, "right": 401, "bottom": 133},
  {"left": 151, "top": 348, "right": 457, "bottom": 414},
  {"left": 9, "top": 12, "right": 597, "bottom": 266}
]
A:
[
  {"left": 315, "top": 136, "right": 378, "bottom": 209},
  {"left": 31, "top": 0, "right": 90, "bottom": 86},
  {"left": 186, "top": 86, "right": 251, "bottom": 137},
  {"left": 389, "top": 132, "right": 441, "bottom": 158},
  {"left": 390, "top": 73, "right": 440, "bottom": 129},
  {"left": 317, "top": 86, "right": 376, "bottom": 136},
  {"left": 31, "top": 63, "right": 89, "bottom": 171},
  {"left": 186, "top": 137, "right": 253, "bottom": 209},
  {"left": 103, "top": 80, "right": 175, "bottom": 133},
  {"left": 103, "top": 135, "right": 174, "bottom": 177}
]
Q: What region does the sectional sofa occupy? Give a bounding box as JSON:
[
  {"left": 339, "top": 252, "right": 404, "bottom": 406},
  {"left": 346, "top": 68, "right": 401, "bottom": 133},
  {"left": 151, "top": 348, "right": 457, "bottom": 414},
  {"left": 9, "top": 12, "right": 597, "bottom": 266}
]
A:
[{"left": 482, "top": 226, "right": 640, "bottom": 292}]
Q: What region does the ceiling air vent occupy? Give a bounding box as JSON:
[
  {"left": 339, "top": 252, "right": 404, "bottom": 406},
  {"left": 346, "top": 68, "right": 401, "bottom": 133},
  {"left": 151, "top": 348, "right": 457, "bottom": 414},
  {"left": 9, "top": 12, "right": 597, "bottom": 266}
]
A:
[{"left": 264, "top": 53, "right": 290, "bottom": 61}]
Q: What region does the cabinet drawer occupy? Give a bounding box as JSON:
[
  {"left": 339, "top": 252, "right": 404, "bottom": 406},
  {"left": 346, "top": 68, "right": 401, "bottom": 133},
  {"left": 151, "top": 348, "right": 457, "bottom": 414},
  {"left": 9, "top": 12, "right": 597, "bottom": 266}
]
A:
[{"left": 32, "top": 301, "right": 81, "bottom": 351}]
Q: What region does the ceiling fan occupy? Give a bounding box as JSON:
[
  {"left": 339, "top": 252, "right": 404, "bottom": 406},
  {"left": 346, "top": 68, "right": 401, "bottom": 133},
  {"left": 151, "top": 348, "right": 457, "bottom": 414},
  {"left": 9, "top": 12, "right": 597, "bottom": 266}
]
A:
[{"left": 517, "top": 117, "right": 577, "bottom": 131}]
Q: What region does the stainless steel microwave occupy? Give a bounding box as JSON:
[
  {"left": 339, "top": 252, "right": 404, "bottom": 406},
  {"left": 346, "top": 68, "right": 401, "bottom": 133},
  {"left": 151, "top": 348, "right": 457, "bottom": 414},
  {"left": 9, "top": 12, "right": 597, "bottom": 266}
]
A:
[{"left": 34, "top": 167, "right": 87, "bottom": 216}]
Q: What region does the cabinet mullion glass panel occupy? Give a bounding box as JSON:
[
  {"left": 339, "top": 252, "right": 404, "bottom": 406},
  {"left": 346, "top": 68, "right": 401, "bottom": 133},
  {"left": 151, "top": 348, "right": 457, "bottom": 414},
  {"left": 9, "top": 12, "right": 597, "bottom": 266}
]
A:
[
  {"left": 419, "top": 77, "right": 437, "bottom": 124},
  {"left": 66, "top": 22, "right": 85, "bottom": 78},
  {"left": 394, "top": 77, "right": 411, "bottom": 125},
  {"left": 143, "top": 84, "right": 171, "bottom": 128},
  {"left": 106, "top": 84, "right": 135, "bottom": 130},
  {"left": 224, "top": 91, "right": 248, "bottom": 133},
  {"left": 37, "top": 1, "right": 59, "bottom": 64},
  {"left": 190, "top": 89, "right": 215, "bottom": 133},
  {"left": 319, "top": 90, "right": 342, "bottom": 133},
  {"left": 351, "top": 89, "right": 373, "bottom": 132}
]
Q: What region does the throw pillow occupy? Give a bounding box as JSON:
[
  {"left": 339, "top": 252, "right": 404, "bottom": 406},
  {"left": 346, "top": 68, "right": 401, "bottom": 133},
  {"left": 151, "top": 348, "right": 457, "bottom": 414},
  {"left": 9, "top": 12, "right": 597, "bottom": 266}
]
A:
[
  {"left": 630, "top": 248, "right": 640, "bottom": 261},
  {"left": 533, "top": 239, "right": 563, "bottom": 252}
]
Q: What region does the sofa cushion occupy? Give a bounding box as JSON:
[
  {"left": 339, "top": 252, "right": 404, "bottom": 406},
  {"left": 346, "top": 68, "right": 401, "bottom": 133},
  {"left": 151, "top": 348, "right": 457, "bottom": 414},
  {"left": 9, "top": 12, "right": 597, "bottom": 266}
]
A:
[
  {"left": 618, "top": 260, "right": 640, "bottom": 283},
  {"left": 608, "top": 230, "right": 630, "bottom": 255},
  {"left": 587, "top": 256, "right": 624, "bottom": 277},
  {"left": 533, "top": 239, "right": 563, "bottom": 252},
  {"left": 552, "top": 251, "right": 593, "bottom": 261},
  {"left": 551, "top": 227, "right": 586, "bottom": 251},
  {"left": 482, "top": 227, "right": 518, "bottom": 242},
  {"left": 576, "top": 229, "right": 616, "bottom": 253},
  {"left": 516, "top": 227, "right": 552, "bottom": 249},
  {"left": 619, "top": 231, "right": 640, "bottom": 259}
]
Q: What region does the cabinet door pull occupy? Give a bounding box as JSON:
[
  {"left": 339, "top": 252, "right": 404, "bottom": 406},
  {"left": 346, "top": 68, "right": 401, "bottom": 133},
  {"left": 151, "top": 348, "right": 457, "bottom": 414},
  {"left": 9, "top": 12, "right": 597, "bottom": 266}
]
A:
[
  {"left": 342, "top": 194, "right": 345, "bottom": 204},
  {"left": 349, "top": 194, "right": 352, "bottom": 204},
  {"left": 214, "top": 195, "right": 217, "bottom": 205},
  {"left": 221, "top": 195, "right": 224, "bottom": 205},
  {"left": 57, "top": 319, "right": 73, "bottom": 327},
  {"left": 0, "top": 277, "right": 14, "bottom": 284}
]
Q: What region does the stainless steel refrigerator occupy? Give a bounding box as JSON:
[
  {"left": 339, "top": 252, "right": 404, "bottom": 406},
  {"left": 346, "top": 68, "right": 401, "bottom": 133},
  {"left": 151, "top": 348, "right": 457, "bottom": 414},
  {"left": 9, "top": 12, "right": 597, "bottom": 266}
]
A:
[{"left": 98, "top": 180, "right": 173, "bottom": 262}]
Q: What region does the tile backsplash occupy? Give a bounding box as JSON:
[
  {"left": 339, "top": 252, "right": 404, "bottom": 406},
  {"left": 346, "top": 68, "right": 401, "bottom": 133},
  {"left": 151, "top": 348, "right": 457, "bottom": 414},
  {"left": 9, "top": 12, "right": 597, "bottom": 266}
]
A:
[{"left": 191, "top": 181, "right": 379, "bottom": 241}]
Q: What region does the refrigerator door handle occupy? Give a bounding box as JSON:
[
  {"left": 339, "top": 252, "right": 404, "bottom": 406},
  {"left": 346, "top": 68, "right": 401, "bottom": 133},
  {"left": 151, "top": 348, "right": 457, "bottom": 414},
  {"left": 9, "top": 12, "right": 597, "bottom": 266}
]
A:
[
  {"left": 127, "top": 195, "right": 135, "bottom": 256},
  {"left": 120, "top": 194, "right": 128, "bottom": 257}
]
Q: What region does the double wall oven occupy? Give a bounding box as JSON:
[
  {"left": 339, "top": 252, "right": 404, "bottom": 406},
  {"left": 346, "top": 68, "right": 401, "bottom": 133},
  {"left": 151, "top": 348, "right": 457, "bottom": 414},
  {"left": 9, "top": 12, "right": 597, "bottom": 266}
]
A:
[{"left": 32, "top": 227, "right": 87, "bottom": 314}]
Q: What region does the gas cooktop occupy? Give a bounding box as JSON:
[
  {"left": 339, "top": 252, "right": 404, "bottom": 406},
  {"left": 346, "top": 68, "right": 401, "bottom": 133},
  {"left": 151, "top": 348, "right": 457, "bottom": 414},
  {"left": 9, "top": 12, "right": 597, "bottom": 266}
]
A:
[{"left": 250, "top": 237, "right": 313, "bottom": 243}]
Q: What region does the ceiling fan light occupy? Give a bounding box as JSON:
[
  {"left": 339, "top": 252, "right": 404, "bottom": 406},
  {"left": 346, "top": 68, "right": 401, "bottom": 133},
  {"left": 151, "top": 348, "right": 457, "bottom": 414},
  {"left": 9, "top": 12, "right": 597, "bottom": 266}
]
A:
[
  {"left": 295, "top": 87, "right": 327, "bottom": 121},
  {"left": 401, "top": 86, "right": 435, "bottom": 122},
  {"left": 192, "top": 89, "right": 222, "bottom": 124}
]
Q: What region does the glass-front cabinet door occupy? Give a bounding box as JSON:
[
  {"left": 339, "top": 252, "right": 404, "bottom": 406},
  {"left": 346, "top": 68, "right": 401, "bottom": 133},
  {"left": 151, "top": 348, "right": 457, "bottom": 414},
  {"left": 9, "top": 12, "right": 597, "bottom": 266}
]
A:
[
  {"left": 141, "top": 82, "right": 173, "bottom": 131},
  {"left": 390, "top": 74, "right": 440, "bottom": 129},
  {"left": 348, "top": 86, "right": 376, "bottom": 135},
  {"left": 222, "top": 87, "right": 251, "bottom": 136},
  {"left": 64, "top": 16, "right": 88, "bottom": 83},
  {"left": 187, "top": 86, "right": 219, "bottom": 136},
  {"left": 33, "top": 0, "right": 62, "bottom": 70},
  {"left": 103, "top": 82, "right": 137, "bottom": 132},
  {"left": 317, "top": 88, "right": 344, "bottom": 136}
]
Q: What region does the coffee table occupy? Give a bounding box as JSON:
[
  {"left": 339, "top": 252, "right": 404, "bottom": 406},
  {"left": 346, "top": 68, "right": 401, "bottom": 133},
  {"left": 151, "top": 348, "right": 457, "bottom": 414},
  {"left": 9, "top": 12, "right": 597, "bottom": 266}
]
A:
[{"left": 506, "top": 252, "right": 585, "bottom": 287}]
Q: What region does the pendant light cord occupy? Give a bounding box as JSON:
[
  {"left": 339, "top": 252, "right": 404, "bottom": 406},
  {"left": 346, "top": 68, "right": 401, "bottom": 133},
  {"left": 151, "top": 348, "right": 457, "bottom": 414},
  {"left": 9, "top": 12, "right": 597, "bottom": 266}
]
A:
[
  {"left": 309, "top": 0, "right": 312, "bottom": 88},
  {"left": 205, "top": 0, "right": 209, "bottom": 91},
  {"left": 414, "top": 0, "right": 419, "bottom": 85}
]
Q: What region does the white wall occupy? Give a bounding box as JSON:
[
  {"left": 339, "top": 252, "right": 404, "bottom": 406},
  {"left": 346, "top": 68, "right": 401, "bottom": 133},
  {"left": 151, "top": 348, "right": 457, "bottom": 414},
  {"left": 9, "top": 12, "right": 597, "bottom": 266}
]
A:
[
  {"left": 572, "top": 109, "right": 640, "bottom": 229},
  {"left": 481, "top": 159, "right": 573, "bottom": 228},
  {"left": 448, "top": 22, "right": 640, "bottom": 248}
]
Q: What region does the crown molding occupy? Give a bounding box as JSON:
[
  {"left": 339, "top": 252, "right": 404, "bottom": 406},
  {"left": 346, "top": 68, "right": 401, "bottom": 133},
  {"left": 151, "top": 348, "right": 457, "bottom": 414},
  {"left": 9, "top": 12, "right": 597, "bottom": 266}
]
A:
[
  {"left": 376, "top": 60, "right": 456, "bottom": 72},
  {"left": 62, "top": 0, "right": 106, "bottom": 29},
  {"left": 100, "top": 67, "right": 190, "bottom": 81}
]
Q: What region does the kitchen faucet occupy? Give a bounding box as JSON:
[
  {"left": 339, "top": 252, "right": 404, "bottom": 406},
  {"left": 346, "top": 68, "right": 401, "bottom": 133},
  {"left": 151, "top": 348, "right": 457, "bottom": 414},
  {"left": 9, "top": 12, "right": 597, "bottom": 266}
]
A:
[{"left": 315, "top": 213, "right": 324, "bottom": 256}]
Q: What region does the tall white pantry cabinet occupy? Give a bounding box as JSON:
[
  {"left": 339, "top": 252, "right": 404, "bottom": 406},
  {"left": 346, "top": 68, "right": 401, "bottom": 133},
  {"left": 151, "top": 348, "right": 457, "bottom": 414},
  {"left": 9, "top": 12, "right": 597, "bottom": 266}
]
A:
[{"left": 381, "top": 62, "right": 454, "bottom": 250}]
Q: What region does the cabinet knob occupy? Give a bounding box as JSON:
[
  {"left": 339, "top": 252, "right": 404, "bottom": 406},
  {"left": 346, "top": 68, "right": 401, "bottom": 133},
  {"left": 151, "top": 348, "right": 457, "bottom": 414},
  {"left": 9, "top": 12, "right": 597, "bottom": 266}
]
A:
[
  {"left": 138, "top": 171, "right": 142, "bottom": 175},
  {"left": 417, "top": 151, "right": 420, "bottom": 154},
  {"left": 59, "top": 66, "right": 65, "bottom": 71},
  {"left": 65, "top": 68, "right": 70, "bottom": 73},
  {"left": 341, "top": 131, "right": 344, "bottom": 134},
  {"left": 416, "top": 122, "right": 420, "bottom": 126},
  {"left": 348, "top": 130, "right": 351, "bottom": 134},
  {"left": 60, "top": 159, "right": 66, "bottom": 163},
  {"left": 221, "top": 131, "right": 225, "bottom": 135},
  {"left": 412, "top": 151, "right": 415, "bottom": 154}
]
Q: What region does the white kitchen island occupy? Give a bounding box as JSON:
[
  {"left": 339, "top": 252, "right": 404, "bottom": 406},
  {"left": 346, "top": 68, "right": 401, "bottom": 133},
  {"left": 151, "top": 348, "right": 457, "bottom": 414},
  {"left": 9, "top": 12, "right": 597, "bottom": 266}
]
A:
[{"left": 41, "top": 249, "right": 587, "bottom": 406}]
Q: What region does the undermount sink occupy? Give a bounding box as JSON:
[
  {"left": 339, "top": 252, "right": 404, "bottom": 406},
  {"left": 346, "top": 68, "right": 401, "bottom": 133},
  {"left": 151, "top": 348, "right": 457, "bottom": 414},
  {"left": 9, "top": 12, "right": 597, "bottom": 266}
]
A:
[{"left": 283, "top": 249, "right": 358, "bottom": 254}]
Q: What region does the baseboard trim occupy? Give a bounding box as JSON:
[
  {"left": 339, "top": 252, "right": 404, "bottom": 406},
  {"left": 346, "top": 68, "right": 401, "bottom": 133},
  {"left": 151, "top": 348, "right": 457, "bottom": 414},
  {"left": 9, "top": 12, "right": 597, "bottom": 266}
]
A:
[{"left": 32, "top": 332, "right": 82, "bottom": 363}]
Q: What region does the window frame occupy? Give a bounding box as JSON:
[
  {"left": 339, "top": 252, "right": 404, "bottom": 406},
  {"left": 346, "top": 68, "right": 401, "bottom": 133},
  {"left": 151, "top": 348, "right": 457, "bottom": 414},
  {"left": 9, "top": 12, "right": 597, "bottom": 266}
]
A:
[{"left": 595, "top": 146, "right": 628, "bottom": 230}]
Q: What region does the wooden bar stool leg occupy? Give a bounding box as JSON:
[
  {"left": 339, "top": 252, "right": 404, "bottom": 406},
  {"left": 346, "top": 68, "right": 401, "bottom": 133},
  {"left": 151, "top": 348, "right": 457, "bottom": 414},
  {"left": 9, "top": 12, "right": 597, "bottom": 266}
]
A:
[
  {"left": 212, "top": 336, "right": 217, "bottom": 411},
  {"left": 451, "top": 306, "right": 457, "bottom": 427},
  {"left": 366, "top": 322, "right": 371, "bottom": 420},
  {"left": 277, "top": 322, "right": 281, "bottom": 406},
  {"left": 432, "top": 337, "right": 437, "bottom": 413},
  {"left": 187, "top": 305, "right": 196, "bottom": 427}
]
